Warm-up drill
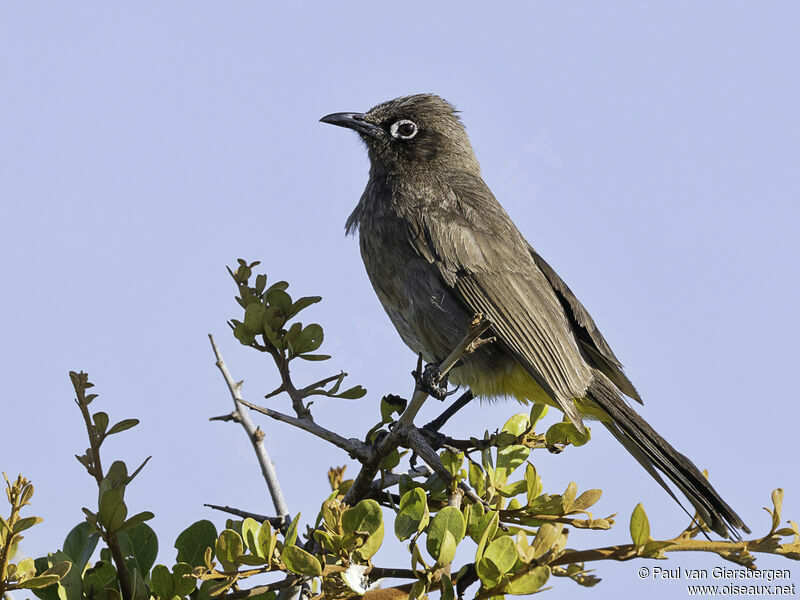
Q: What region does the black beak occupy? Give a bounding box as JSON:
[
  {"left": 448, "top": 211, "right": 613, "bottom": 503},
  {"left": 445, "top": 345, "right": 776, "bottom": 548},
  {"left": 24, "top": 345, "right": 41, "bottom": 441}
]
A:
[{"left": 320, "top": 112, "right": 383, "bottom": 136}]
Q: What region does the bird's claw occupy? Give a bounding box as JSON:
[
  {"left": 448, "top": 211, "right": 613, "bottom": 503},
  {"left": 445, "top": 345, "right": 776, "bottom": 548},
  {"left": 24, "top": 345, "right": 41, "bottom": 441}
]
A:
[{"left": 414, "top": 361, "right": 449, "bottom": 400}]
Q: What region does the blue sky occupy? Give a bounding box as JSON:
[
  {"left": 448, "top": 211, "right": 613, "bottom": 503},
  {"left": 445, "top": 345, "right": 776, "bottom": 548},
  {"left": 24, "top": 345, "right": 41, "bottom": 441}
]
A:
[{"left": 2, "top": 3, "right": 799, "bottom": 598}]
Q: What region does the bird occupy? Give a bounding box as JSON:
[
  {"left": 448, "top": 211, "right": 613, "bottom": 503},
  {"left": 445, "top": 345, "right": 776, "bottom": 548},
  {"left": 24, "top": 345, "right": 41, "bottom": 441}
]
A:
[{"left": 320, "top": 93, "right": 749, "bottom": 538}]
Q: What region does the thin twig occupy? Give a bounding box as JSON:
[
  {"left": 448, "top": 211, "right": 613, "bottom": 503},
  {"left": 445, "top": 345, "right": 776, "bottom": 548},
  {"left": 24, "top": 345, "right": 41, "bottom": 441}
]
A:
[
  {"left": 236, "top": 398, "right": 371, "bottom": 461},
  {"left": 209, "top": 335, "right": 290, "bottom": 524},
  {"left": 204, "top": 504, "right": 285, "bottom": 529}
]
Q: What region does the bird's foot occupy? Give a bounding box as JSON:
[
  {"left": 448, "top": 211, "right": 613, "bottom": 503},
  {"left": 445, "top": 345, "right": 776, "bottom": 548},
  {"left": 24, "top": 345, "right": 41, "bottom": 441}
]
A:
[
  {"left": 419, "top": 426, "right": 447, "bottom": 451},
  {"left": 413, "top": 360, "right": 449, "bottom": 400}
]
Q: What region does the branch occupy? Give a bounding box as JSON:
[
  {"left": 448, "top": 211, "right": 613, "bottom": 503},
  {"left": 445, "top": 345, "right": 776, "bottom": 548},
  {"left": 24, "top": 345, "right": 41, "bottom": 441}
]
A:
[
  {"left": 209, "top": 335, "right": 290, "bottom": 523},
  {"left": 344, "top": 318, "right": 492, "bottom": 506},
  {"left": 550, "top": 534, "right": 800, "bottom": 567},
  {"left": 236, "top": 398, "right": 371, "bottom": 461},
  {"left": 203, "top": 504, "right": 285, "bottom": 529}
]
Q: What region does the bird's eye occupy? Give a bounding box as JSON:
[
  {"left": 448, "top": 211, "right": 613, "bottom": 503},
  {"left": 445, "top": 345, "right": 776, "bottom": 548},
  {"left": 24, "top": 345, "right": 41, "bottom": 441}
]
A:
[{"left": 390, "top": 119, "right": 418, "bottom": 140}]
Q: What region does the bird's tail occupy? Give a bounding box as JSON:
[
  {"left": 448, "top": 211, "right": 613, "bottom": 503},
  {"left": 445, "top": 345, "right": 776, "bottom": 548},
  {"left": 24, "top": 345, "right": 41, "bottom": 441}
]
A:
[{"left": 588, "top": 378, "right": 750, "bottom": 539}]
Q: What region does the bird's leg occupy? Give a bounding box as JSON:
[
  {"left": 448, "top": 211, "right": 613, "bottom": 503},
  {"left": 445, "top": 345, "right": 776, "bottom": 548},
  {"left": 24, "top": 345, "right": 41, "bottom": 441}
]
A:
[{"left": 423, "top": 390, "right": 475, "bottom": 433}]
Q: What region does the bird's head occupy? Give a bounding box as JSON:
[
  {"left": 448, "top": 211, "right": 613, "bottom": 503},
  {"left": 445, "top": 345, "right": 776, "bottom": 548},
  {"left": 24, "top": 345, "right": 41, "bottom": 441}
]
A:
[{"left": 320, "top": 94, "right": 479, "bottom": 174}]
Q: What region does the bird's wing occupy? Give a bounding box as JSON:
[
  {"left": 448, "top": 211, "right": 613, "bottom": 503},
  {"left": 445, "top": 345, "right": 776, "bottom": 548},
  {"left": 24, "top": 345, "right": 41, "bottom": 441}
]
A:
[
  {"left": 404, "top": 175, "right": 593, "bottom": 431},
  {"left": 527, "top": 246, "right": 641, "bottom": 402}
]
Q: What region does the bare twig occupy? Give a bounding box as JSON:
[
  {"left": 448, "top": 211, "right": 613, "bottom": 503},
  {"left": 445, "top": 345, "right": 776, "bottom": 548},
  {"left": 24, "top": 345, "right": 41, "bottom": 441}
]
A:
[
  {"left": 209, "top": 412, "right": 238, "bottom": 423},
  {"left": 236, "top": 399, "right": 371, "bottom": 461},
  {"left": 209, "top": 335, "right": 290, "bottom": 525},
  {"left": 204, "top": 504, "right": 285, "bottom": 529}
]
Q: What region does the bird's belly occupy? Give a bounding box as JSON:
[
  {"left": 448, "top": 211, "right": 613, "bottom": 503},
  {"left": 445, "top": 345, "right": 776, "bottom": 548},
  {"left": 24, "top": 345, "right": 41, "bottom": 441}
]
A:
[{"left": 360, "top": 231, "right": 473, "bottom": 361}]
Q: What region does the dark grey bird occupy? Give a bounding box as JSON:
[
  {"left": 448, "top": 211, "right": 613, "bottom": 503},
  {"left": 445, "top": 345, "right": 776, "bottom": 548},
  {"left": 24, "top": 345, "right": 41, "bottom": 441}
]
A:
[{"left": 321, "top": 93, "right": 748, "bottom": 538}]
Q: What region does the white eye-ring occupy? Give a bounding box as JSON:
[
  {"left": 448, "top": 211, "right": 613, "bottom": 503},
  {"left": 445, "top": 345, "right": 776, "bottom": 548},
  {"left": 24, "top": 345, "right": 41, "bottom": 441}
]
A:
[{"left": 390, "top": 119, "right": 418, "bottom": 140}]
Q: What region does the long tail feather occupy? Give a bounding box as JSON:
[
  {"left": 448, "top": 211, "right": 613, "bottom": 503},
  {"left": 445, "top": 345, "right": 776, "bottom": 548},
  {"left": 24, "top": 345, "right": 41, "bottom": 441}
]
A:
[{"left": 588, "top": 379, "right": 749, "bottom": 538}]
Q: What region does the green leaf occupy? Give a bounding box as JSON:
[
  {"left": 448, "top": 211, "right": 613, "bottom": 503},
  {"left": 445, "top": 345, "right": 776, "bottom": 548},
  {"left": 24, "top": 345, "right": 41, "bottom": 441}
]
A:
[
  {"left": 484, "top": 535, "right": 517, "bottom": 574},
  {"left": 545, "top": 421, "right": 590, "bottom": 447},
  {"left": 106, "top": 419, "right": 140, "bottom": 436},
  {"left": 292, "top": 323, "right": 324, "bottom": 354},
  {"left": 529, "top": 404, "right": 548, "bottom": 428},
  {"left": 395, "top": 488, "right": 429, "bottom": 541},
  {"left": 150, "top": 565, "right": 174, "bottom": 600},
  {"left": 409, "top": 580, "right": 426, "bottom": 600},
  {"left": 243, "top": 303, "right": 266, "bottom": 333},
  {"left": 172, "top": 563, "right": 196, "bottom": 597},
  {"left": 505, "top": 565, "right": 551, "bottom": 595},
  {"left": 93, "top": 412, "right": 109, "bottom": 436},
  {"left": 83, "top": 561, "right": 117, "bottom": 600},
  {"left": 255, "top": 274, "right": 267, "bottom": 293},
  {"left": 105, "top": 461, "right": 128, "bottom": 488},
  {"left": 531, "top": 523, "right": 562, "bottom": 560},
  {"left": 175, "top": 520, "right": 217, "bottom": 568},
  {"left": 471, "top": 510, "right": 499, "bottom": 547},
  {"left": 342, "top": 500, "right": 383, "bottom": 537},
  {"left": 354, "top": 521, "right": 384, "bottom": 561},
  {"left": 561, "top": 481, "right": 578, "bottom": 513},
  {"left": 630, "top": 503, "right": 650, "bottom": 549},
  {"left": 284, "top": 322, "right": 303, "bottom": 351},
  {"left": 440, "top": 450, "right": 464, "bottom": 478},
  {"left": 287, "top": 296, "right": 322, "bottom": 318},
  {"left": 525, "top": 463, "right": 542, "bottom": 506},
  {"left": 426, "top": 507, "right": 465, "bottom": 563},
  {"left": 284, "top": 513, "right": 301, "bottom": 547},
  {"left": 440, "top": 574, "right": 455, "bottom": 600},
  {"left": 13, "top": 516, "right": 43, "bottom": 533},
  {"left": 117, "top": 523, "right": 158, "bottom": 578},
  {"left": 332, "top": 385, "right": 367, "bottom": 399},
  {"left": 475, "top": 556, "right": 502, "bottom": 588},
  {"left": 63, "top": 522, "right": 100, "bottom": 574},
  {"left": 258, "top": 522, "right": 277, "bottom": 562},
  {"left": 132, "top": 569, "right": 149, "bottom": 600},
  {"left": 497, "top": 480, "right": 527, "bottom": 498},
  {"left": 215, "top": 529, "right": 243, "bottom": 569},
  {"left": 233, "top": 322, "right": 255, "bottom": 345},
  {"left": 296, "top": 354, "right": 331, "bottom": 361},
  {"left": 266, "top": 288, "right": 292, "bottom": 314},
  {"left": 17, "top": 557, "right": 37, "bottom": 581},
  {"left": 32, "top": 552, "right": 79, "bottom": 600},
  {"left": 241, "top": 518, "right": 261, "bottom": 556},
  {"left": 502, "top": 413, "right": 530, "bottom": 437},
  {"left": 770, "top": 488, "right": 784, "bottom": 533},
  {"left": 435, "top": 531, "right": 458, "bottom": 566},
  {"left": 17, "top": 575, "right": 62, "bottom": 589},
  {"left": 98, "top": 488, "right": 127, "bottom": 533},
  {"left": 495, "top": 444, "right": 530, "bottom": 486},
  {"left": 117, "top": 512, "right": 154, "bottom": 533},
  {"left": 468, "top": 462, "right": 486, "bottom": 498},
  {"left": 281, "top": 545, "right": 322, "bottom": 576},
  {"left": 571, "top": 489, "right": 602, "bottom": 512}
]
